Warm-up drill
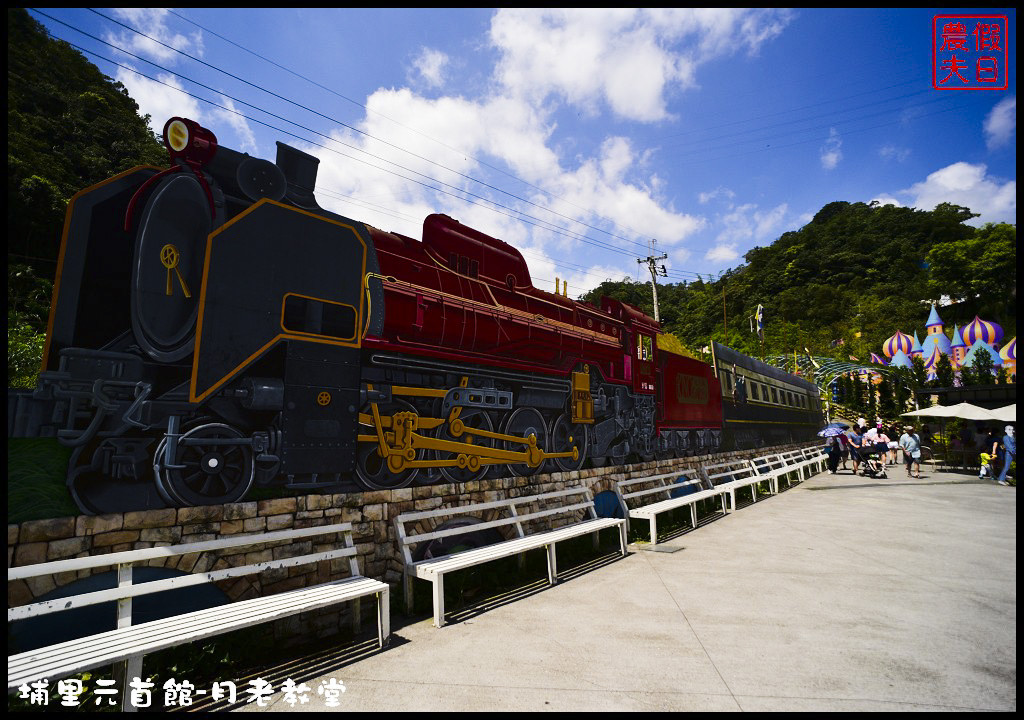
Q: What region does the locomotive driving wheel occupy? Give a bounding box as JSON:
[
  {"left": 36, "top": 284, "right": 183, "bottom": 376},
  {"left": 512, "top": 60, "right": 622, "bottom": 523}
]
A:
[
  {"left": 154, "top": 423, "right": 255, "bottom": 507},
  {"left": 549, "top": 413, "right": 589, "bottom": 472},
  {"left": 354, "top": 399, "right": 422, "bottom": 490},
  {"left": 502, "top": 407, "right": 548, "bottom": 477}
]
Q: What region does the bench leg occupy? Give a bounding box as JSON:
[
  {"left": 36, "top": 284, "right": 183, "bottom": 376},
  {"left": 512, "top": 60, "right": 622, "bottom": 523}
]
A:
[
  {"left": 403, "top": 569, "right": 413, "bottom": 615},
  {"left": 377, "top": 588, "right": 390, "bottom": 648},
  {"left": 619, "top": 522, "right": 627, "bottom": 555},
  {"left": 546, "top": 543, "right": 558, "bottom": 584},
  {"left": 352, "top": 596, "right": 362, "bottom": 635},
  {"left": 730, "top": 489, "right": 736, "bottom": 511},
  {"left": 433, "top": 575, "right": 446, "bottom": 628},
  {"left": 720, "top": 493, "right": 728, "bottom": 516},
  {"left": 116, "top": 654, "right": 144, "bottom": 712},
  {"left": 649, "top": 516, "right": 658, "bottom": 545},
  {"left": 690, "top": 504, "right": 698, "bottom": 530},
  {"left": 592, "top": 530, "right": 599, "bottom": 551}
]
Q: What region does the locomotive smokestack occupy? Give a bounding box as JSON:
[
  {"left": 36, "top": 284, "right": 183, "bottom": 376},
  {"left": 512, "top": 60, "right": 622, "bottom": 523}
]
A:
[{"left": 276, "top": 142, "right": 320, "bottom": 209}]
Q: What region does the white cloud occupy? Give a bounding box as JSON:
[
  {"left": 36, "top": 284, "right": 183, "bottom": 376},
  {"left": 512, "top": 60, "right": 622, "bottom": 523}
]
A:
[
  {"left": 820, "top": 127, "right": 842, "bottom": 170},
  {"left": 698, "top": 186, "right": 735, "bottom": 204},
  {"left": 209, "top": 99, "right": 258, "bottom": 154},
  {"left": 115, "top": 67, "right": 201, "bottom": 133},
  {"left": 705, "top": 243, "right": 740, "bottom": 264},
  {"left": 411, "top": 48, "right": 450, "bottom": 89},
  {"left": 878, "top": 145, "right": 910, "bottom": 162},
  {"left": 489, "top": 9, "right": 792, "bottom": 122},
  {"left": 984, "top": 96, "right": 1016, "bottom": 149},
  {"left": 715, "top": 202, "right": 788, "bottom": 245},
  {"left": 900, "top": 162, "right": 1015, "bottom": 226},
  {"left": 106, "top": 8, "right": 203, "bottom": 65}
]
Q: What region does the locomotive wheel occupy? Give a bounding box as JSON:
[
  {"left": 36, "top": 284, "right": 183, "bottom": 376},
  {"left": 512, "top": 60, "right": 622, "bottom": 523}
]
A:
[
  {"left": 155, "top": 423, "right": 255, "bottom": 507},
  {"left": 354, "top": 399, "right": 420, "bottom": 490},
  {"left": 502, "top": 407, "right": 548, "bottom": 477},
  {"left": 67, "top": 436, "right": 170, "bottom": 515},
  {"left": 438, "top": 408, "right": 494, "bottom": 484},
  {"left": 549, "top": 413, "right": 588, "bottom": 473}
]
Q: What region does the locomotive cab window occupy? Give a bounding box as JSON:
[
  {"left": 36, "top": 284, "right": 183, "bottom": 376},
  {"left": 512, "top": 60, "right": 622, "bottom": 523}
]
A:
[{"left": 282, "top": 294, "right": 357, "bottom": 341}]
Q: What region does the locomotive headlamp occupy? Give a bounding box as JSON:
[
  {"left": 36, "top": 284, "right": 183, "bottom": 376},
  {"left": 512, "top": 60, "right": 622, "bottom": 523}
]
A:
[{"left": 162, "top": 116, "right": 218, "bottom": 165}]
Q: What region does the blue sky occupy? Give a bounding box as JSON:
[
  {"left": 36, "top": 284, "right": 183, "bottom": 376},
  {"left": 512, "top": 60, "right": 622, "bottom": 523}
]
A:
[{"left": 31, "top": 8, "right": 1017, "bottom": 296}]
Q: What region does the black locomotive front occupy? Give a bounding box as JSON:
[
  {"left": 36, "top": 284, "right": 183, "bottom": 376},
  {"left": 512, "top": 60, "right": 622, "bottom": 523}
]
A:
[{"left": 10, "top": 118, "right": 384, "bottom": 514}]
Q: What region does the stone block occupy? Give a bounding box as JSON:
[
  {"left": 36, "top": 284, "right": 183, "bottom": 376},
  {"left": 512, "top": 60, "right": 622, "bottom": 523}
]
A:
[
  {"left": 258, "top": 498, "right": 297, "bottom": 516},
  {"left": 177, "top": 505, "right": 224, "bottom": 524},
  {"left": 14, "top": 542, "right": 49, "bottom": 566},
  {"left": 9, "top": 579, "right": 33, "bottom": 606},
  {"left": 243, "top": 517, "right": 267, "bottom": 533},
  {"left": 224, "top": 502, "right": 258, "bottom": 520},
  {"left": 123, "top": 509, "right": 178, "bottom": 530},
  {"left": 46, "top": 536, "right": 90, "bottom": 560},
  {"left": 265, "top": 513, "right": 294, "bottom": 531},
  {"left": 25, "top": 574, "right": 57, "bottom": 597},
  {"left": 140, "top": 526, "right": 182, "bottom": 543},
  {"left": 20, "top": 517, "right": 76, "bottom": 543},
  {"left": 304, "top": 494, "right": 334, "bottom": 510},
  {"left": 76, "top": 514, "right": 123, "bottom": 536},
  {"left": 8, "top": 524, "right": 19, "bottom": 545}
]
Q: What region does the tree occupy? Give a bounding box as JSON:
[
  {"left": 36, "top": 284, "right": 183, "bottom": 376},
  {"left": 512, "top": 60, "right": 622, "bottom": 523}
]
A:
[
  {"left": 967, "top": 347, "right": 995, "bottom": 385},
  {"left": 910, "top": 356, "right": 929, "bottom": 389},
  {"left": 933, "top": 353, "right": 955, "bottom": 389}
]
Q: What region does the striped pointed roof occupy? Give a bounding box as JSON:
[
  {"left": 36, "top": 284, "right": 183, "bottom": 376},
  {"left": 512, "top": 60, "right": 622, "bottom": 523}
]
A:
[
  {"left": 926, "top": 304, "right": 943, "bottom": 328},
  {"left": 999, "top": 337, "right": 1016, "bottom": 362},
  {"left": 882, "top": 330, "right": 913, "bottom": 358},
  {"left": 962, "top": 315, "right": 1004, "bottom": 346},
  {"left": 924, "top": 345, "right": 943, "bottom": 370},
  {"left": 869, "top": 352, "right": 888, "bottom": 365}
]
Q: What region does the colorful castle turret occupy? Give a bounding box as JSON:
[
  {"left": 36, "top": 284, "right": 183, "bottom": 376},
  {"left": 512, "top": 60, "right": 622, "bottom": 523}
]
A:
[
  {"left": 962, "top": 315, "right": 1003, "bottom": 348},
  {"left": 999, "top": 337, "right": 1016, "bottom": 379},
  {"left": 950, "top": 324, "right": 967, "bottom": 367},
  {"left": 909, "top": 331, "right": 923, "bottom": 358},
  {"left": 883, "top": 330, "right": 913, "bottom": 358},
  {"left": 963, "top": 338, "right": 1002, "bottom": 373}
]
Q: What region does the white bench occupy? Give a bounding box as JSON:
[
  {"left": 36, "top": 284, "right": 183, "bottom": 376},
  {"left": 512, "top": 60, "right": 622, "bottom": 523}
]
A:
[
  {"left": 751, "top": 453, "right": 799, "bottom": 490},
  {"left": 8, "top": 523, "right": 389, "bottom": 711},
  {"left": 614, "top": 467, "right": 729, "bottom": 544},
  {"left": 395, "top": 488, "right": 627, "bottom": 627},
  {"left": 778, "top": 449, "right": 816, "bottom": 485},
  {"left": 802, "top": 446, "right": 828, "bottom": 475},
  {"left": 701, "top": 459, "right": 775, "bottom": 510}
]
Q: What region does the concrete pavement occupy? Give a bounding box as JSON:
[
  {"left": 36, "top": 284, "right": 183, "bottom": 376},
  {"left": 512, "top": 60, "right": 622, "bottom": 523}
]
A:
[{"left": 236, "top": 468, "right": 1016, "bottom": 712}]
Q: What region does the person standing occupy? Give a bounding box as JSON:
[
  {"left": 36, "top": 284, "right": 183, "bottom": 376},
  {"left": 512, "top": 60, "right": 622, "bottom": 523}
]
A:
[
  {"left": 900, "top": 425, "right": 922, "bottom": 479},
  {"left": 846, "top": 425, "right": 864, "bottom": 475},
  {"left": 825, "top": 435, "right": 841, "bottom": 474},
  {"left": 877, "top": 428, "right": 892, "bottom": 466},
  {"left": 997, "top": 425, "right": 1015, "bottom": 486}
]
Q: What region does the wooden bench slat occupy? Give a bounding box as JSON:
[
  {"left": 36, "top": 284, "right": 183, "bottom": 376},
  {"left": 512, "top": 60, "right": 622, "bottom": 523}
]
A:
[
  {"left": 411, "top": 518, "right": 624, "bottom": 575},
  {"left": 9, "top": 546, "right": 358, "bottom": 622},
  {"left": 402, "top": 500, "right": 594, "bottom": 546},
  {"left": 7, "top": 523, "right": 355, "bottom": 581},
  {"left": 9, "top": 577, "right": 387, "bottom": 689}
]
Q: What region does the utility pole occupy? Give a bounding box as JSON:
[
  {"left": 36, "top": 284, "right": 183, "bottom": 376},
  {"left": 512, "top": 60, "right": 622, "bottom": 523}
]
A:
[{"left": 638, "top": 239, "right": 668, "bottom": 322}]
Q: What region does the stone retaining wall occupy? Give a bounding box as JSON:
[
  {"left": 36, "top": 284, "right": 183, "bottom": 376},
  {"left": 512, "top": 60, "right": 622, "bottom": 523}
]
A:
[{"left": 8, "top": 442, "right": 814, "bottom": 638}]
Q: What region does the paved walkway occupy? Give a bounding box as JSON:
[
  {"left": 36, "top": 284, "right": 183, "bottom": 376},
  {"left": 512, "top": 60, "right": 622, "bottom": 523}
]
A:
[{"left": 238, "top": 468, "right": 1016, "bottom": 712}]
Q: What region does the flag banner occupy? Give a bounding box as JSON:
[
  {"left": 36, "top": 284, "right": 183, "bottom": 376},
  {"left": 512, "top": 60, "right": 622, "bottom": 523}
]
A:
[{"left": 756, "top": 304, "right": 764, "bottom": 339}]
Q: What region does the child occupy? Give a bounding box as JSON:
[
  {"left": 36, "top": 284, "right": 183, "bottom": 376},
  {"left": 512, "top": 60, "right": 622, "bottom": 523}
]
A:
[{"left": 979, "top": 452, "right": 993, "bottom": 478}]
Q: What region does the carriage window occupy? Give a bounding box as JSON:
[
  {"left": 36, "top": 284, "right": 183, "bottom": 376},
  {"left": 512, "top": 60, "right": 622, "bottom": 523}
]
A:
[
  {"left": 750, "top": 383, "right": 759, "bottom": 401},
  {"left": 771, "top": 386, "right": 778, "bottom": 404}
]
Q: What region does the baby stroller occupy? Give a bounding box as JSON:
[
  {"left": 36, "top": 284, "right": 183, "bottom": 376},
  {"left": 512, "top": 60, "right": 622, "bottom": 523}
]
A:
[{"left": 860, "top": 444, "right": 888, "bottom": 479}]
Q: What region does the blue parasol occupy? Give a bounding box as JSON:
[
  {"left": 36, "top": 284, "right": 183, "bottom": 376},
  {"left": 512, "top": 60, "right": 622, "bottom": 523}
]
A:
[
  {"left": 826, "top": 422, "right": 850, "bottom": 429},
  {"left": 818, "top": 426, "right": 846, "bottom": 437}
]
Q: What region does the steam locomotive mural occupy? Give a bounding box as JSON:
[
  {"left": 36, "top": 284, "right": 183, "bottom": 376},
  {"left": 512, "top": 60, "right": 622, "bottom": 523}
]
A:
[{"left": 9, "top": 118, "right": 822, "bottom": 514}]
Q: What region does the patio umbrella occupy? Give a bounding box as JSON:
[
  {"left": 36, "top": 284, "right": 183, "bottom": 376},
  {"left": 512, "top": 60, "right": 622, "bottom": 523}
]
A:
[
  {"left": 826, "top": 422, "right": 850, "bottom": 429},
  {"left": 817, "top": 426, "right": 846, "bottom": 437}
]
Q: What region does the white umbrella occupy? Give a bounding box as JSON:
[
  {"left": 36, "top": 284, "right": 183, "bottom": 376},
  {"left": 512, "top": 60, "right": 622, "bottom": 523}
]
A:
[
  {"left": 901, "top": 402, "right": 999, "bottom": 421},
  {"left": 988, "top": 404, "right": 1016, "bottom": 423}
]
